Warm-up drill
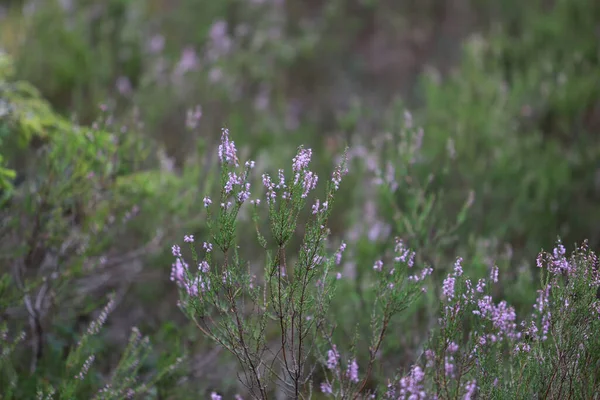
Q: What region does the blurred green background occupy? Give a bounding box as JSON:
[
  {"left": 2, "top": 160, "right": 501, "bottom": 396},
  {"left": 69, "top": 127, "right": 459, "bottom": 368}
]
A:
[{"left": 1, "top": 0, "right": 599, "bottom": 397}]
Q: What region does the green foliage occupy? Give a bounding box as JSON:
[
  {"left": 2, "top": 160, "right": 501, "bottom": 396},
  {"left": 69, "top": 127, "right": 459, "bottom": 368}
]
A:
[
  {"left": 0, "top": 53, "right": 186, "bottom": 398},
  {"left": 4, "top": 0, "right": 144, "bottom": 122},
  {"left": 415, "top": 0, "right": 600, "bottom": 266}
]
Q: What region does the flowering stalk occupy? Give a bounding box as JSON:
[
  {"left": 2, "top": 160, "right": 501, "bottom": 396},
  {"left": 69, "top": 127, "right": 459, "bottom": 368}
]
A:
[{"left": 172, "top": 129, "right": 353, "bottom": 398}]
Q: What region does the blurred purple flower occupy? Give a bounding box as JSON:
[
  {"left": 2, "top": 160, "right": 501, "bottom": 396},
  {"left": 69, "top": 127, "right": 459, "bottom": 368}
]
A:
[
  {"left": 186, "top": 105, "right": 203, "bottom": 130},
  {"left": 320, "top": 382, "right": 333, "bottom": 394},
  {"left": 116, "top": 76, "right": 132, "bottom": 96},
  {"left": 147, "top": 34, "right": 165, "bottom": 54},
  {"left": 174, "top": 47, "right": 199, "bottom": 77}
]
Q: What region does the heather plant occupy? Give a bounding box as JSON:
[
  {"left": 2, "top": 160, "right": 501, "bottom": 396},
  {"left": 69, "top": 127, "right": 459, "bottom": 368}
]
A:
[
  {"left": 383, "top": 240, "right": 600, "bottom": 399},
  {"left": 171, "top": 129, "right": 435, "bottom": 398}
]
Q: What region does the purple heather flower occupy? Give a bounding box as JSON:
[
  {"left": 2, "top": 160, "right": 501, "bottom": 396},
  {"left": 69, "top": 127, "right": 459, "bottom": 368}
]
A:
[
  {"left": 490, "top": 265, "right": 499, "bottom": 283},
  {"left": 172, "top": 245, "right": 182, "bottom": 257},
  {"left": 76, "top": 355, "right": 95, "bottom": 380},
  {"left": 445, "top": 356, "right": 455, "bottom": 377},
  {"left": 442, "top": 275, "right": 456, "bottom": 300},
  {"left": 394, "top": 239, "right": 414, "bottom": 264},
  {"left": 312, "top": 199, "right": 328, "bottom": 214},
  {"left": 191, "top": 275, "right": 209, "bottom": 293},
  {"left": 408, "top": 267, "right": 433, "bottom": 283},
  {"left": 536, "top": 252, "right": 545, "bottom": 268},
  {"left": 541, "top": 312, "right": 551, "bottom": 341},
  {"left": 464, "top": 380, "right": 477, "bottom": 400},
  {"left": 203, "top": 242, "right": 213, "bottom": 252},
  {"left": 87, "top": 298, "right": 115, "bottom": 336},
  {"left": 385, "top": 381, "right": 396, "bottom": 399},
  {"left": 222, "top": 270, "right": 232, "bottom": 284},
  {"left": 184, "top": 235, "right": 194, "bottom": 243},
  {"left": 301, "top": 171, "right": 318, "bottom": 198},
  {"left": 347, "top": 359, "right": 359, "bottom": 383},
  {"left": 312, "top": 254, "right": 324, "bottom": 266},
  {"left": 515, "top": 342, "right": 531, "bottom": 353},
  {"left": 334, "top": 242, "right": 347, "bottom": 265},
  {"left": 185, "top": 279, "right": 199, "bottom": 297},
  {"left": 211, "top": 392, "right": 222, "bottom": 400},
  {"left": 454, "top": 257, "right": 464, "bottom": 276},
  {"left": 373, "top": 260, "right": 383, "bottom": 272},
  {"left": 399, "top": 365, "right": 426, "bottom": 399},
  {"left": 533, "top": 286, "right": 550, "bottom": 313},
  {"left": 276, "top": 169, "right": 286, "bottom": 189},
  {"left": 203, "top": 197, "right": 212, "bottom": 208},
  {"left": 293, "top": 147, "right": 312, "bottom": 172},
  {"left": 447, "top": 342, "right": 459, "bottom": 353},
  {"left": 224, "top": 172, "right": 241, "bottom": 195},
  {"left": 238, "top": 182, "right": 251, "bottom": 203},
  {"left": 320, "top": 382, "right": 333, "bottom": 395},
  {"left": 312, "top": 199, "right": 320, "bottom": 214},
  {"left": 550, "top": 240, "right": 571, "bottom": 274},
  {"left": 170, "top": 258, "right": 188, "bottom": 284},
  {"left": 218, "top": 128, "right": 239, "bottom": 166},
  {"left": 473, "top": 296, "right": 519, "bottom": 340},
  {"left": 262, "top": 174, "right": 276, "bottom": 204},
  {"left": 326, "top": 345, "right": 339, "bottom": 370},
  {"left": 476, "top": 278, "right": 486, "bottom": 293},
  {"left": 331, "top": 163, "right": 348, "bottom": 191},
  {"left": 199, "top": 261, "right": 210, "bottom": 273},
  {"left": 553, "top": 242, "right": 566, "bottom": 258}
]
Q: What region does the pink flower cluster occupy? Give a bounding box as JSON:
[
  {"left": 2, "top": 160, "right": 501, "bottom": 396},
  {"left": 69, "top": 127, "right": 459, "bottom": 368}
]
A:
[
  {"left": 170, "top": 240, "right": 213, "bottom": 297},
  {"left": 261, "top": 146, "right": 321, "bottom": 204}
]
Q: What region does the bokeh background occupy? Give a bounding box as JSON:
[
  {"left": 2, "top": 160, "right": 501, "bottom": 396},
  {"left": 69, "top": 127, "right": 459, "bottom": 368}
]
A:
[{"left": 1, "top": 0, "right": 599, "bottom": 398}]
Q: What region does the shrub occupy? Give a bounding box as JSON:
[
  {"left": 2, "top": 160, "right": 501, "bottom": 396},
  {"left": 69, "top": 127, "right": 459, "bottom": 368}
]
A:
[{"left": 0, "top": 52, "right": 182, "bottom": 398}]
